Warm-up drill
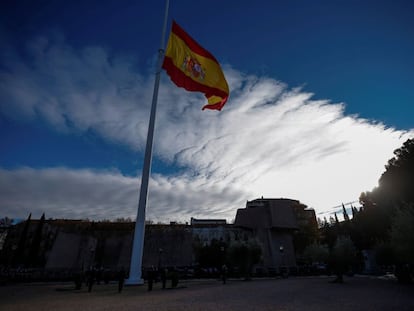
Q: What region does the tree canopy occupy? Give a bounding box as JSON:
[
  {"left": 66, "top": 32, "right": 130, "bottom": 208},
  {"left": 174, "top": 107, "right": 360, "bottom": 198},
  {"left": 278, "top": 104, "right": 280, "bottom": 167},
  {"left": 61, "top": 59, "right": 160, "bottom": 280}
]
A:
[{"left": 361, "top": 138, "right": 414, "bottom": 209}]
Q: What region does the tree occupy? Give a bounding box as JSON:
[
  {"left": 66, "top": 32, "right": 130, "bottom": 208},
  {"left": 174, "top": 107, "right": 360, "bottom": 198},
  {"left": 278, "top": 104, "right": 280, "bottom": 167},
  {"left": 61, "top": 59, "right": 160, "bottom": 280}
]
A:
[
  {"left": 361, "top": 138, "right": 414, "bottom": 209},
  {"left": 319, "top": 221, "right": 338, "bottom": 250},
  {"left": 357, "top": 139, "right": 414, "bottom": 250},
  {"left": 351, "top": 201, "right": 390, "bottom": 249},
  {"left": 228, "top": 239, "right": 262, "bottom": 280},
  {"left": 342, "top": 204, "right": 350, "bottom": 221},
  {"left": 303, "top": 243, "right": 329, "bottom": 264},
  {"left": 380, "top": 139, "right": 414, "bottom": 205},
  {"left": 293, "top": 221, "right": 319, "bottom": 256},
  {"left": 390, "top": 206, "right": 414, "bottom": 264},
  {"left": 28, "top": 213, "right": 45, "bottom": 267},
  {"left": 330, "top": 236, "right": 357, "bottom": 283},
  {"left": 13, "top": 213, "right": 31, "bottom": 267},
  {"left": 374, "top": 242, "right": 394, "bottom": 267},
  {"left": 193, "top": 238, "right": 227, "bottom": 272},
  {"left": 390, "top": 205, "right": 414, "bottom": 283}
]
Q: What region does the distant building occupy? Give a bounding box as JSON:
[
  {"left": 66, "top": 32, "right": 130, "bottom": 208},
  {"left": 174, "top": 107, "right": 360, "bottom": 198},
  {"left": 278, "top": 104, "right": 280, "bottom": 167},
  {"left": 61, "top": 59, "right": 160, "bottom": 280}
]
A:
[
  {"left": 190, "top": 218, "right": 227, "bottom": 226},
  {"left": 235, "top": 198, "right": 316, "bottom": 272}
]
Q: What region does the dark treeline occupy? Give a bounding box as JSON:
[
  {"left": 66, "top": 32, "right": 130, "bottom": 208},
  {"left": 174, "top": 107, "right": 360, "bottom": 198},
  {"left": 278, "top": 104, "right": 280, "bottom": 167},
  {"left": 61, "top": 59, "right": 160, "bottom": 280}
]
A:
[{"left": 316, "top": 138, "right": 414, "bottom": 283}]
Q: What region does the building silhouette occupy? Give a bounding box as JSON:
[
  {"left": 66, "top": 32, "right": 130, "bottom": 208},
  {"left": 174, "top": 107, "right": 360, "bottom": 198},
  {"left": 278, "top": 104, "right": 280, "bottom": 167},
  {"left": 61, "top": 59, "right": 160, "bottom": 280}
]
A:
[
  {"left": 0, "top": 198, "right": 317, "bottom": 280},
  {"left": 235, "top": 198, "right": 317, "bottom": 272}
]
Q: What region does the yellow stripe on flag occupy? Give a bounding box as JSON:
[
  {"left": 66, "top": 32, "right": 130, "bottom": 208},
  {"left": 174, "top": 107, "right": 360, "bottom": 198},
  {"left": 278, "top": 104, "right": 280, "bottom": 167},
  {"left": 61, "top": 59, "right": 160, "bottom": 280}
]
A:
[{"left": 165, "top": 33, "right": 229, "bottom": 95}]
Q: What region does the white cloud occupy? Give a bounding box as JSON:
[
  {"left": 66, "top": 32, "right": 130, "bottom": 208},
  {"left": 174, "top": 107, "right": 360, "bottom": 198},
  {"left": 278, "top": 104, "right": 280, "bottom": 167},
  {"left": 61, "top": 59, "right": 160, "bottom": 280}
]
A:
[
  {"left": 0, "top": 167, "right": 247, "bottom": 223},
  {"left": 1, "top": 35, "right": 413, "bottom": 221}
]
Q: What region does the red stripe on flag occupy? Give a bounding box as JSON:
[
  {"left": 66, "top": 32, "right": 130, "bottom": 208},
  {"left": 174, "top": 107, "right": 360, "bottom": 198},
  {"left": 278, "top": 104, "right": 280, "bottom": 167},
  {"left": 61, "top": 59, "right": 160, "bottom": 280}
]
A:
[
  {"left": 171, "top": 21, "right": 220, "bottom": 64},
  {"left": 162, "top": 57, "right": 228, "bottom": 100}
]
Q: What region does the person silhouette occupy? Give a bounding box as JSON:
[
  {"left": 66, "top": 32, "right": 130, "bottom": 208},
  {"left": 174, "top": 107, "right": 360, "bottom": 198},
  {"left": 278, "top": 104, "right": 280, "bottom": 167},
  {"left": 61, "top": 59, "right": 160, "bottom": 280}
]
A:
[
  {"left": 118, "top": 267, "right": 126, "bottom": 293},
  {"left": 221, "top": 264, "right": 228, "bottom": 284}
]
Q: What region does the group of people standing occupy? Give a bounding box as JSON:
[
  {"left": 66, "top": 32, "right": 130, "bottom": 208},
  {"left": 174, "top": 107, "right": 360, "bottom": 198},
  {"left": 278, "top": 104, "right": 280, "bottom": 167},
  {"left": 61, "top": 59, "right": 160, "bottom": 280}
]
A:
[
  {"left": 73, "top": 266, "right": 127, "bottom": 293},
  {"left": 75, "top": 264, "right": 228, "bottom": 293},
  {"left": 146, "top": 266, "right": 177, "bottom": 291},
  {"left": 74, "top": 266, "right": 180, "bottom": 293}
]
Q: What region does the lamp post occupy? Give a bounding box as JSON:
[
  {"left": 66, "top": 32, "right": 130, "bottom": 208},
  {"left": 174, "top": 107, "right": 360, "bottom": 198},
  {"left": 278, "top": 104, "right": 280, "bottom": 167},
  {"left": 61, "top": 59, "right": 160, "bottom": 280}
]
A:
[
  {"left": 220, "top": 245, "right": 227, "bottom": 284},
  {"left": 279, "top": 245, "right": 287, "bottom": 278},
  {"left": 158, "top": 248, "right": 163, "bottom": 269}
]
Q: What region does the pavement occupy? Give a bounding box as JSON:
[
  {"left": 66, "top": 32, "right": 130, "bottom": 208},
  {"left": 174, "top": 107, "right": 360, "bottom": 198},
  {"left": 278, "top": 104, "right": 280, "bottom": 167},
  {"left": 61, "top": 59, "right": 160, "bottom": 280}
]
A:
[{"left": 0, "top": 275, "right": 413, "bottom": 311}]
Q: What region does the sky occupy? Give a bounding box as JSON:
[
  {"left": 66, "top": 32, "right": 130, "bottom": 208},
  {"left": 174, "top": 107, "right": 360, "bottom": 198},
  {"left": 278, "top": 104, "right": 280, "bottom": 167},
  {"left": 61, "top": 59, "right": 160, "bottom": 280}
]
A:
[{"left": 1, "top": 0, "right": 413, "bottom": 223}]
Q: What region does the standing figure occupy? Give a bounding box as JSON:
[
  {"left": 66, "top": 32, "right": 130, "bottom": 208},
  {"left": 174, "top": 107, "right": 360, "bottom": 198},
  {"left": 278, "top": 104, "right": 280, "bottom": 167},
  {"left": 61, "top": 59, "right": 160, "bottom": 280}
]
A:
[
  {"left": 161, "top": 268, "right": 168, "bottom": 289},
  {"left": 221, "top": 264, "right": 228, "bottom": 284},
  {"left": 147, "top": 266, "right": 156, "bottom": 291},
  {"left": 118, "top": 267, "right": 126, "bottom": 293},
  {"left": 87, "top": 267, "right": 95, "bottom": 292}
]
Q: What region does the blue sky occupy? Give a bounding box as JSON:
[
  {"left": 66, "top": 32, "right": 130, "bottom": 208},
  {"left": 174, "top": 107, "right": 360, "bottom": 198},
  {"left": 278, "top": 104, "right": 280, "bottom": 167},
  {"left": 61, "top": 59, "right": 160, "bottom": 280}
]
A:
[{"left": 1, "top": 0, "right": 413, "bottom": 222}]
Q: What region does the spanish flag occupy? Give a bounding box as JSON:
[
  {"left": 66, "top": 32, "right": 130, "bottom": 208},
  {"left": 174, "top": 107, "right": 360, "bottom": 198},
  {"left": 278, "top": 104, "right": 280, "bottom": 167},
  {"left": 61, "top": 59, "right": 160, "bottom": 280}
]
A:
[{"left": 162, "top": 21, "right": 229, "bottom": 111}]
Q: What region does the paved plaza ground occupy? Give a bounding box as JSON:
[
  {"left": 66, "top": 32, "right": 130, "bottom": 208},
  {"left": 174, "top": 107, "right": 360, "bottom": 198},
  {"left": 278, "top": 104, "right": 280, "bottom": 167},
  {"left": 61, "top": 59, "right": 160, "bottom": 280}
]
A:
[{"left": 1, "top": 275, "right": 413, "bottom": 311}]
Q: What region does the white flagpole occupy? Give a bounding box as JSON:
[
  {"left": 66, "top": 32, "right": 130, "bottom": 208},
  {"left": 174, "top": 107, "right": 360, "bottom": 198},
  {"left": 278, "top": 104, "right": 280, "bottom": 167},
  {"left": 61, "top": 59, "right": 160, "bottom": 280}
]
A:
[{"left": 126, "top": 0, "right": 170, "bottom": 285}]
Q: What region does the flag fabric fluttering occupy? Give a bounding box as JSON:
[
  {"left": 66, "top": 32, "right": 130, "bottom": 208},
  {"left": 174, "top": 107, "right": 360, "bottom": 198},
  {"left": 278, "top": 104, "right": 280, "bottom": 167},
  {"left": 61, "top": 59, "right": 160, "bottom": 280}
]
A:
[{"left": 162, "top": 21, "right": 229, "bottom": 111}]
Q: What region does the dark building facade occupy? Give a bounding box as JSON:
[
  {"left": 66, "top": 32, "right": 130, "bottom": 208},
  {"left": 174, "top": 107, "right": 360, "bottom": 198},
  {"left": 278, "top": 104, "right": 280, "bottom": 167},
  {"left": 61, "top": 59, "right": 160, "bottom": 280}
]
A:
[
  {"left": 0, "top": 198, "right": 317, "bottom": 280},
  {"left": 235, "top": 198, "right": 317, "bottom": 272}
]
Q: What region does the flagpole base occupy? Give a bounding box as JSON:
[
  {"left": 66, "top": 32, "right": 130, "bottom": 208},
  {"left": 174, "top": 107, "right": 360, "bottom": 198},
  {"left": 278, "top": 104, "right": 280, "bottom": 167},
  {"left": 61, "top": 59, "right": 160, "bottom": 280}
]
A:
[{"left": 125, "top": 277, "right": 144, "bottom": 286}]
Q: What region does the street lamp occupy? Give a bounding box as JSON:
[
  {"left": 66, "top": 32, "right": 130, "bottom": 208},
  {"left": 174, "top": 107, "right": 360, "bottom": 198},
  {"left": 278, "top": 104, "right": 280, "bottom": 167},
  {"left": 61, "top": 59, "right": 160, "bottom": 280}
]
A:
[
  {"left": 279, "top": 245, "right": 287, "bottom": 278},
  {"left": 158, "top": 248, "right": 163, "bottom": 269},
  {"left": 89, "top": 246, "right": 95, "bottom": 269}
]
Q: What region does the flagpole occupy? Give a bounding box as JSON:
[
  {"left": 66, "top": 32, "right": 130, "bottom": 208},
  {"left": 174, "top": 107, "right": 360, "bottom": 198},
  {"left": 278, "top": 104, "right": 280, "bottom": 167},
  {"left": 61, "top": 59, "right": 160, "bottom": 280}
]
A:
[{"left": 126, "top": 0, "right": 169, "bottom": 285}]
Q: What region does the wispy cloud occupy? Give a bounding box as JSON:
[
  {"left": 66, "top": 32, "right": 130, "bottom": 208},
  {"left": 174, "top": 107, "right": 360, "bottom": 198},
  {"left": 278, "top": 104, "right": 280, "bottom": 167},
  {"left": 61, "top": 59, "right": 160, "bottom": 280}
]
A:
[
  {"left": 1, "top": 34, "right": 413, "bottom": 221},
  {"left": 0, "top": 167, "right": 247, "bottom": 222}
]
